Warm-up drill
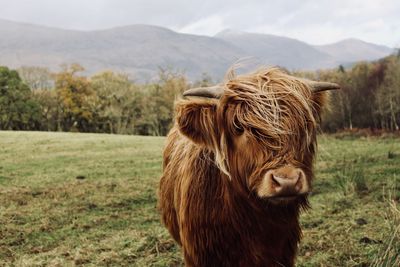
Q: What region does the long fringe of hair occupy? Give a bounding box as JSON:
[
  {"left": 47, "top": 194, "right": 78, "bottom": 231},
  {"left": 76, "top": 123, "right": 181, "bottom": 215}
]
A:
[{"left": 215, "top": 67, "right": 318, "bottom": 177}]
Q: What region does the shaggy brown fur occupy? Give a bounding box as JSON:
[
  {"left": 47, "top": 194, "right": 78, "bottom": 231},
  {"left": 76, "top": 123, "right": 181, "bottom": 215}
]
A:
[{"left": 159, "top": 67, "right": 329, "bottom": 267}]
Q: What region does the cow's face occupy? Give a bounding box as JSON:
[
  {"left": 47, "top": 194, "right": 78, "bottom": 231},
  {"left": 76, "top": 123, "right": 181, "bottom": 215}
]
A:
[{"left": 176, "top": 68, "right": 338, "bottom": 205}]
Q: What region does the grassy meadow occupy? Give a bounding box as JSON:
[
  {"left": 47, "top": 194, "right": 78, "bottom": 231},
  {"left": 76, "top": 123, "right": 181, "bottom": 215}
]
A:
[{"left": 0, "top": 131, "right": 399, "bottom": 266}]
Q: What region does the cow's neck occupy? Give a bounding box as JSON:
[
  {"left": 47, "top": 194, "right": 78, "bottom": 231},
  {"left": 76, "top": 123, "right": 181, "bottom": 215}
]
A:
[
  {"left": 189, "top": 167, "right": 302, "bottom": 266},
  {"left": 181, "top": 148, "right": 303, "bottom": 266}
]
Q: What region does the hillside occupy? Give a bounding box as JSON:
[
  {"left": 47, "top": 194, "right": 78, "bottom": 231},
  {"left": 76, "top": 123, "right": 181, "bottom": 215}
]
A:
[
  {"left": 315, "top": 38, "right": 394, "bottom": 64},
  {"left": 0, "top": 19, "right": 243, "bottom": 81},
  {"left": 0, "top": 19, "right": 395, "bottom": 81},
  {"left": 215, "top": 29, "right": 337, "bottom": 70}
]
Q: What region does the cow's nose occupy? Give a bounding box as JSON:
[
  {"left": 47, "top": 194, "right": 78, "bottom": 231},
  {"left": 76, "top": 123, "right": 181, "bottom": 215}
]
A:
[
  {"left": 257, "top": 165, "right": 309, "bottom": 198},
  {"left": 270, "top": 172, "right": 302, "bottom": 194}
]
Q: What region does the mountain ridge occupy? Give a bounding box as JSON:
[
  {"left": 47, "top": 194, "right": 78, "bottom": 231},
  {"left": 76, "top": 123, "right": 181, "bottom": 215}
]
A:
[{"left": 0, "top": 19, "right": 395, "bottom": 81}]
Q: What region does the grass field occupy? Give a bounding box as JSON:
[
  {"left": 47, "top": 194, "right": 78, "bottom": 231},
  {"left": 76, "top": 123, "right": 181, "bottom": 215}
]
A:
[{"left": 0, "top": 131, "right": 399, "bottom": 267}]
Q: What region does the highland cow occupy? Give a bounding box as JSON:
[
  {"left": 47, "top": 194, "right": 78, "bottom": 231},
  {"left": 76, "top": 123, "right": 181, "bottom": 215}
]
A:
[{"left": 158, "top": 67, "right": 339, "bottom": 267}]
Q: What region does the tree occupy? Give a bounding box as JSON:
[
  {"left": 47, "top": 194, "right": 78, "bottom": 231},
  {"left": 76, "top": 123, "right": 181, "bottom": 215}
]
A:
[
  {"left": 32, "top": 89, "right": 59, "bottom": 131},
  {"left": 55, "top": 64, "right": 94, "bottom": 132},
  {"left": 0, "top": 66, "right": 41, "bottom": 130},
  {"left": 17, "top": 66, "right": 54, "bottom": 90},
  {"left": 192, "top": 72, "right": 213, "bottom": 87},
  {"left": 375, "top": 56, "right": 400, "bottom": 130},
  {"left": 142, "top": 68, "right": 188, "bottom": 136},
  {"left": 91, "top": 71, "right": 142, "bottom": 134}
]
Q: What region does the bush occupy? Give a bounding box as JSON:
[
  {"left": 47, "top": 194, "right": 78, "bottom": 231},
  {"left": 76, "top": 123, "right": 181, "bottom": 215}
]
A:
[
  {"left": 372, "top": 186, "right": 400, "bottom": 266},
  {"left": 334, "top": 160, "right": 368, "bottom": 196}
]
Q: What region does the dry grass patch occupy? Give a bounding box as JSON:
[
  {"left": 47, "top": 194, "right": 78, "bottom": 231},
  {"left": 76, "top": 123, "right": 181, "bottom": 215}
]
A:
[{"left": 0, "top": 131, "right": 399, "bottom": 266}]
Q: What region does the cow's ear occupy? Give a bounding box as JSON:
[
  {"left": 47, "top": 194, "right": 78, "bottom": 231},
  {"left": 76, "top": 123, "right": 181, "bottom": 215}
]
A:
[
  {"left": 311, "top": 91, "right": 330, "bottom": 118},
  {"left": 308, "top": 80, "right": 339, "bottom": 117},
  {"left": 175, "top": 98, "right": 218, "bottom": 147}
]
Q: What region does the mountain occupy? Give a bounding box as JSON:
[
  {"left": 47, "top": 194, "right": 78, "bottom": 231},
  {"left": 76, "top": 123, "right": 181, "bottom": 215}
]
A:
[
  {"left": 314, "top": 38, "right": 394, "bottom": 65},
  {"left": 215, "top": 29, "right": 337, "bottom": 70},
  {"left": 0, "top": 19, "right": 242, "bottom": 81},
  {"left": 0, "top": 19, "right": 395, "bottom": 81}
]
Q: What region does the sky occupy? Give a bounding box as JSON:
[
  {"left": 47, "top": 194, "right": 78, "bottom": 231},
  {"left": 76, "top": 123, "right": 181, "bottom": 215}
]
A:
[{"left": 0, "top": 0, "right": 399, "bottom": 47}]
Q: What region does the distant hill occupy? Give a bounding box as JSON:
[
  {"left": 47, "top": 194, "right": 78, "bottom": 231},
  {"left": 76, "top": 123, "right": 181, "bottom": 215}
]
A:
[
  {"left": 314, "top": 38, "right": 394, "bottom": 65},
  {"left": 0, "top": 19, "right": 395, "bottom": 81},
  {"left": 215, "top": 29, "right": 337, "bottom": 70},
  {"left": 0, "top": 19, "right": 242, "bottom": 81}
]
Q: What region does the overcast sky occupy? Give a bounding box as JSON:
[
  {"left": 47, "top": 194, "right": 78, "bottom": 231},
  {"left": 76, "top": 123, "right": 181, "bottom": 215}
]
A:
[{"left": 0, "top": 0, "right": 399, "bottom": 47}]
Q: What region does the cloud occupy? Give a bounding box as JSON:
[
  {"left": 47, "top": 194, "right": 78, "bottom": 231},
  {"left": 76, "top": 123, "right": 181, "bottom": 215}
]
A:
[
  {"left": 0, "top": 0, "right": 398, "bottom": 46},
  {"left": 179, "top": 15, "right": 227, "bottom": 36}
]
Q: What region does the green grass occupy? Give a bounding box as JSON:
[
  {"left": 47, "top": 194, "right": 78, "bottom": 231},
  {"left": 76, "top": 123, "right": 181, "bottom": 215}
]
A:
[{"left": 0, "top": 131, "right": 399, "bottom": 266}]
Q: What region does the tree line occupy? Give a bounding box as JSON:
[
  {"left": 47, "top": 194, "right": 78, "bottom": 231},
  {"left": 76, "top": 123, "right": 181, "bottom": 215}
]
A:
[
  {"left": 0, "top": 53, "right": 399, "bottom": 135},
  {"left": 294, "top": 53, "right": 400, "bottom": 131},
  {"left": 0, "top": 64, "right": 196, "bottom": 136}
]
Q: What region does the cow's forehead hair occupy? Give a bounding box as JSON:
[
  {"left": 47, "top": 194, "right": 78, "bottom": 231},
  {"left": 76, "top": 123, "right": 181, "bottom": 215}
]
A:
[
  {"left": 208, "top": 67, "right": 322, "bottom": 178},
  {"left": 219, "top": 67, "right": 317, "bottom": 150}
]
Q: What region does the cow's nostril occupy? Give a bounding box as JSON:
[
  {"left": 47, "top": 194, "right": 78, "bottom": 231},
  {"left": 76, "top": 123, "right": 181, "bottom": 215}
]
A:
[
  {"left": 270, "top": 172, "right": 301, "bottom": 194},
  {"left": 295, "top": 172, "right": 303, "bottom": 190},
  {"left": 271, "top": 174, "right": 281, "bottom": 188}
]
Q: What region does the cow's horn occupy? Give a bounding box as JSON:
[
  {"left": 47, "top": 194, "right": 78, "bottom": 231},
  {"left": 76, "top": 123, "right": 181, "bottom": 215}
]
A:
[
  {"left": 308, "top": 81, "right": 340, "bottom": 92},
  {"left": 183, "top": 85, "right": 224, "bottom": 99}
]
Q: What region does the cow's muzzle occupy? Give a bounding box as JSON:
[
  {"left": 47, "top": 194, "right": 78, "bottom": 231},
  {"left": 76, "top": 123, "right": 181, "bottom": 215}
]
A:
[{"left": 256, "top": 165, "right": 310, "bottom": 200}]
